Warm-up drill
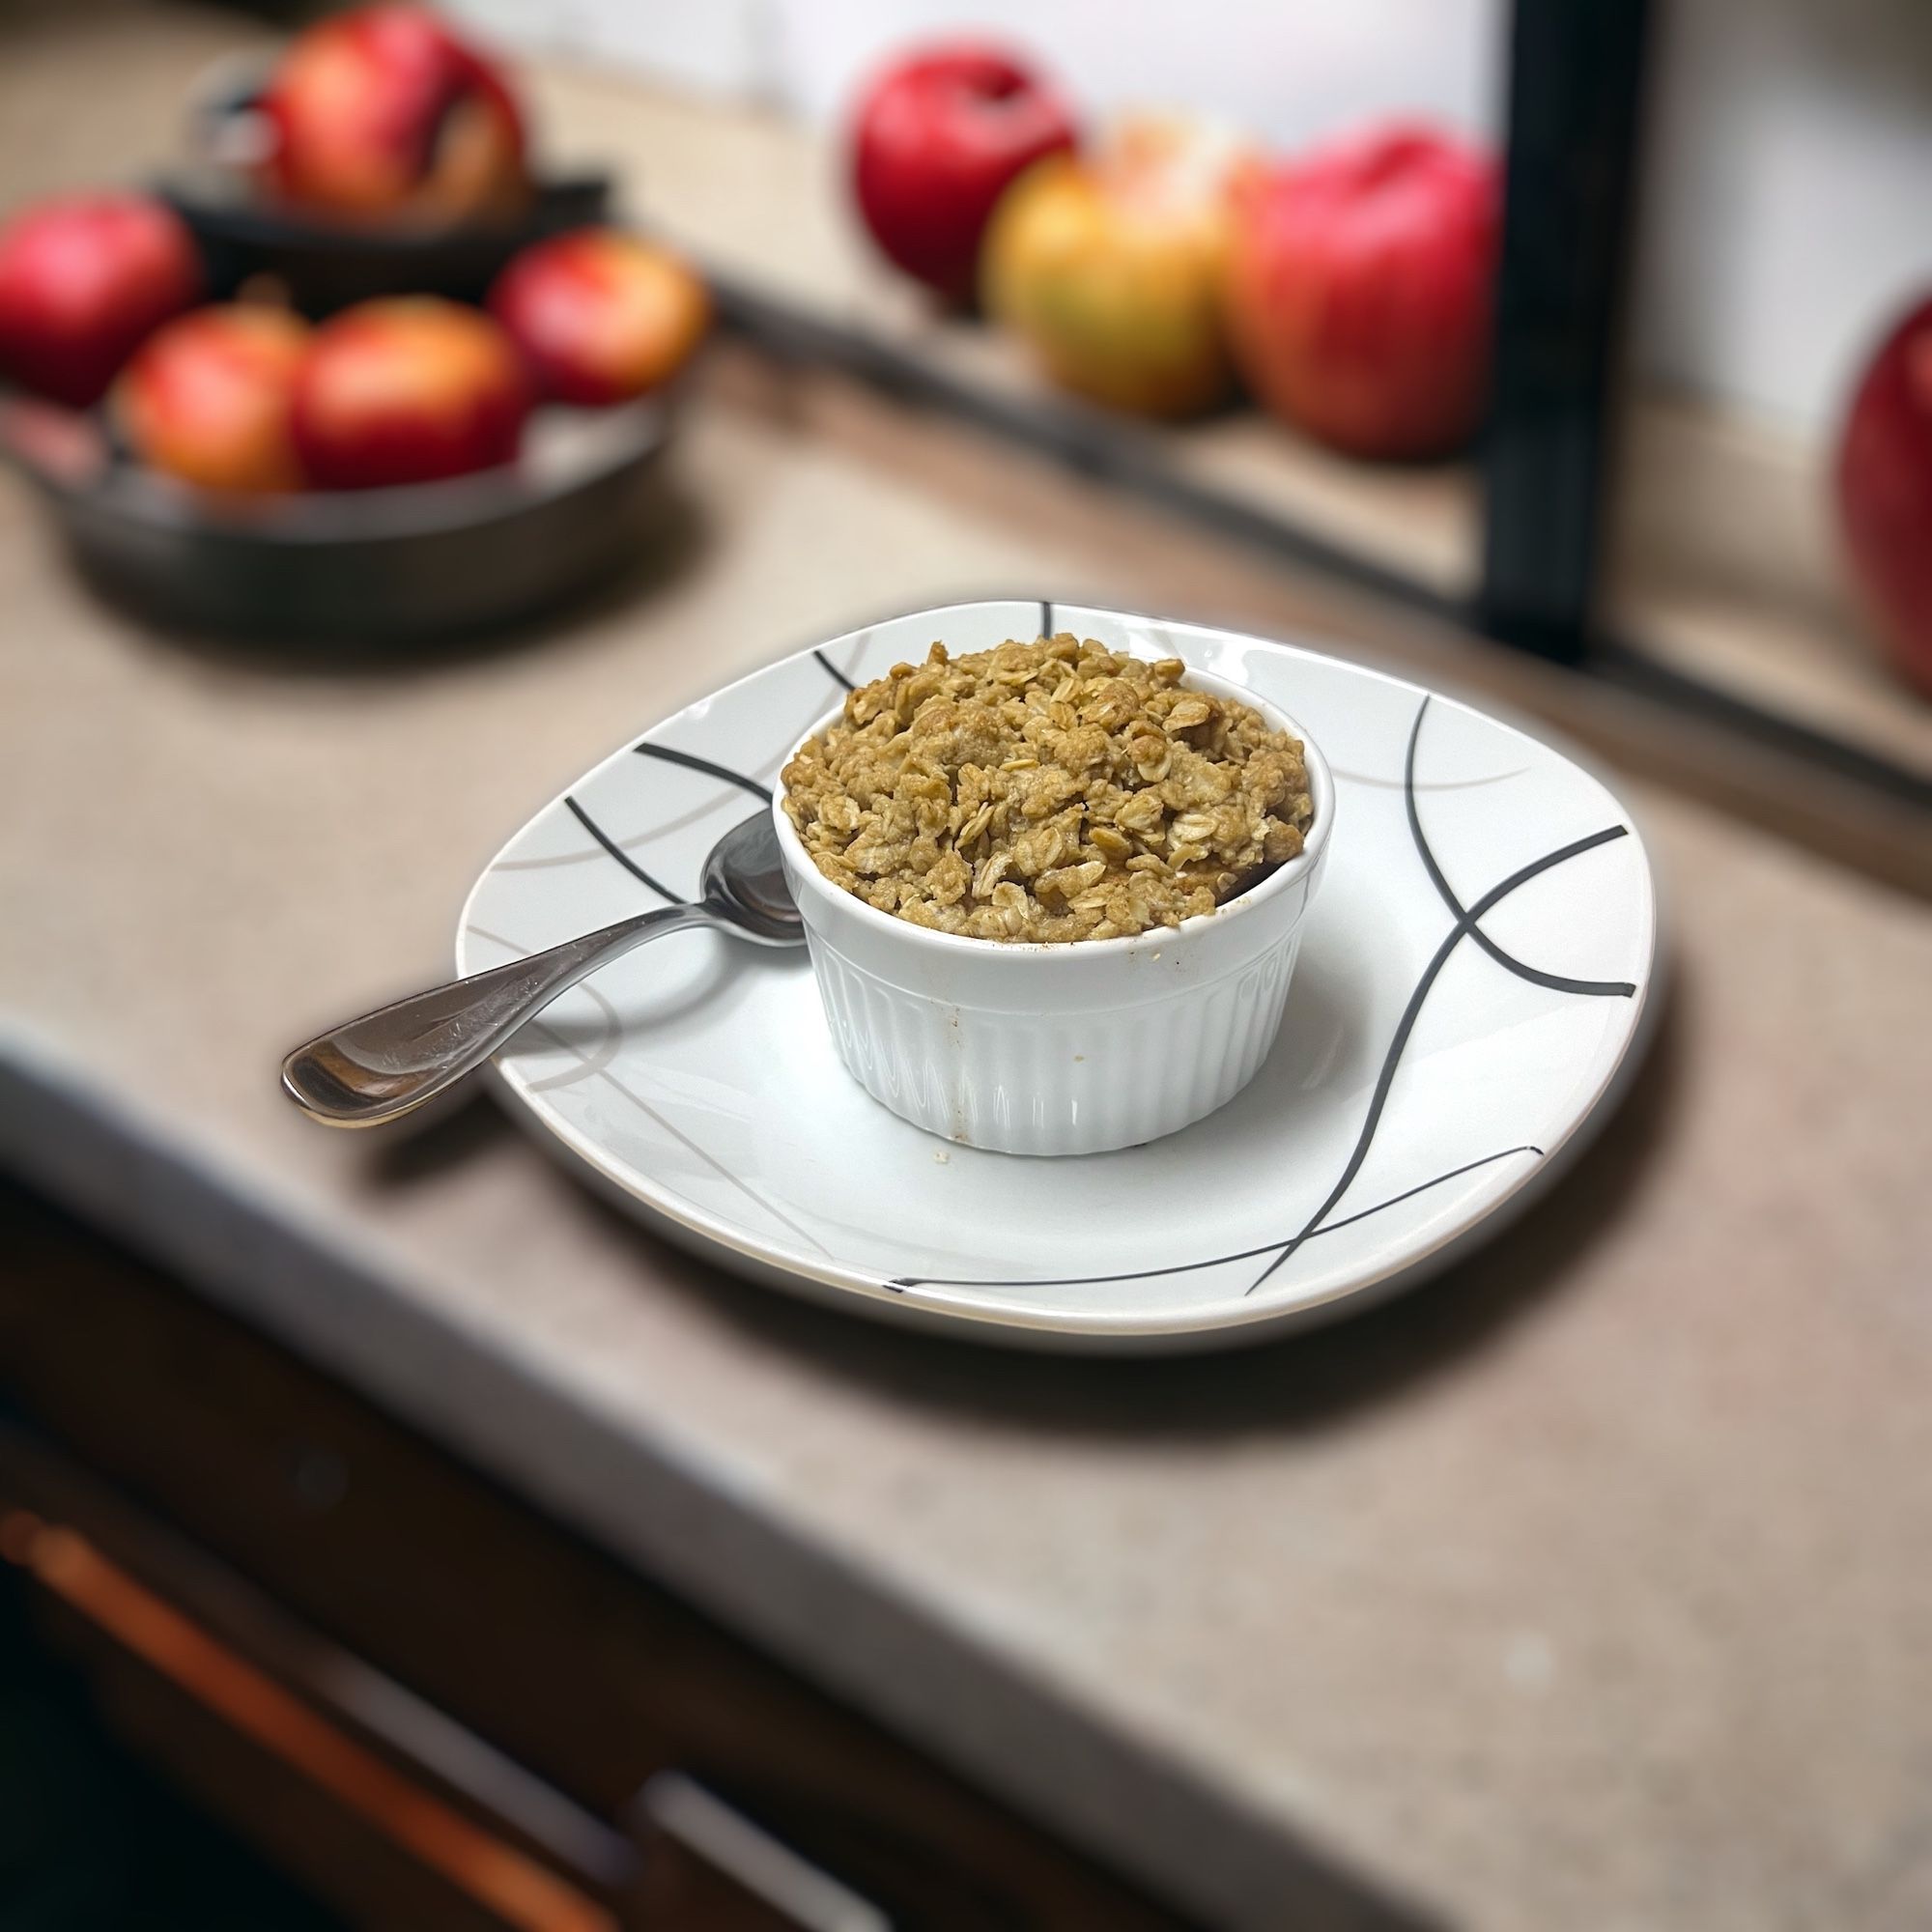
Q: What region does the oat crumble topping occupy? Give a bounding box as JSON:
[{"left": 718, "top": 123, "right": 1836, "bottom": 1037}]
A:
[{"left": 781, "top": 635, "right": 1315, "bottom": 942}]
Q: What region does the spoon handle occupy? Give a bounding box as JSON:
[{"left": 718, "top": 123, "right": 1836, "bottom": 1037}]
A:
[{"left": 282, "top": 901, "right": 713, "bottom": 1127}]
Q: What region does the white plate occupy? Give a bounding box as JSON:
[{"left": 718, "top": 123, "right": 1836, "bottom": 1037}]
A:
[{"left": 458, "top": 601, "right": 1658, "bottom": 1352}]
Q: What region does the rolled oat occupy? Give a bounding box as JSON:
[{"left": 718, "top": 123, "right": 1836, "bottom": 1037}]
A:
[{"left": 781, "top": 635, "right": 1314, "bottom": 942}]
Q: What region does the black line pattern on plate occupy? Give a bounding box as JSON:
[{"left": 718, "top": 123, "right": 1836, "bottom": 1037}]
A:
[
  {"left": 633, "top": 740, "right": 774, "bottom": 805},
  {"left": 563, "top": 697, "right": 820, "bottom": 903},
  {"left": 505, "top": 723, "right": 806, "bottom": 873},
  {"left": 812, "top": 647, "right": 855, "bottom": 691},
  {"left": 1039, "top": 598, "right": 1053, "bottom": 637},
  {"left": 562, "top": 794, "right": 677, "bottom": 902},
  {"left": 1237, "top": 697, "right": 1634, "bottom": 1294},
  {"left": 889, "top": 1145, "right": 1544, "bottom": 1290},
  {"left": 1241, "top": 828, "right": 1624, "bottom": 1294},
  {"left": 1403, "top": 699, "right": 1636, "bottom": 998}
]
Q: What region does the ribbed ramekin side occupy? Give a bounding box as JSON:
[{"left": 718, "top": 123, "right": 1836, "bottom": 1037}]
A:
[
  {"left": 806, "top": 924, "right": 1309, "bottom": 1156},
  {"left": 807, "top": 936, "right": 954, "bottom": 1140}
]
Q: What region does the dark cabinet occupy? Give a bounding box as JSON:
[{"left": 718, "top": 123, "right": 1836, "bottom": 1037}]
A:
[{"left": 0, "top": 1187, "right": 1189, "bottom": 1931}]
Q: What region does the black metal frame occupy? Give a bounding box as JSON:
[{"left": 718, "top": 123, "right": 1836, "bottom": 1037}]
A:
[
  {"left": 1479, "top": 0, "right": 1650, "bottom": 662},
  {"left": 1478, "top": 0, "right": 1932, "bottom": 811}
]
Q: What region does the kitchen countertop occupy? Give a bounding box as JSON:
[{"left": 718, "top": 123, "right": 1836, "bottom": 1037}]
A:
[{"left": 6, "top": 9, "right": 1932, "bottom": 1929}]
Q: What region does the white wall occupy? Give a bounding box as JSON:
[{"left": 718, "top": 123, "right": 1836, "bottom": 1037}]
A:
[
  {"left": 452, "top": 0, "right": 1502, "bottom": 138},
  {"left": 764, "top": 0, "right": 1502, "bottom": 150},
  {"left": 455, "top": 0, "right": 1932, "bottom": 437},
  {"left": 1633, "top": 0, "right": 1932, "bottom": 434}
]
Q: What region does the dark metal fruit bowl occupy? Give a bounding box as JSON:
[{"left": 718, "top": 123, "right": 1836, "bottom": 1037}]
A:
[
  {"left": 0, "top": 391, "right": 676, "bottom": 644},
  {"left": 157, "top": 167, "right": 614, "bottom": 316}
]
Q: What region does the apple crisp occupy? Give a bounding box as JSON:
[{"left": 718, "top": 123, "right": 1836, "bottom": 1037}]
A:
[{"left": 781, "top": 635, "right": 1315, "bottom": 942}]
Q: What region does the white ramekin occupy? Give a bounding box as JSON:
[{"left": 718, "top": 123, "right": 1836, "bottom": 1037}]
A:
[{"left": 773, "top": 666, "right": 1335, "bottom": 1156}]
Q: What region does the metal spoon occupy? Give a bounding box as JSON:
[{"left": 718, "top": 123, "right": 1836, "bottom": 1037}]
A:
[{"left": 282, "top": 810, "right": 801, "bottom": 1128}]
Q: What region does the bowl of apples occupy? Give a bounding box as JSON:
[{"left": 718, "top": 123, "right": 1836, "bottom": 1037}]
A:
[
  {"left": 0, "top": 4, "right": 712, "bottom": 643},
  {"left": 0, "top": 186, "right": 709, "bottom": 642}
]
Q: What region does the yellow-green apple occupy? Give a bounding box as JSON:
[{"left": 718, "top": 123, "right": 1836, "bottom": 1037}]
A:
[
  {"left": 1226, "top": 125, "right": 1498, "bottom": 459},
  {"left": 258, "top": 5, "right": 527, "bottom": 222},
  {"left": 1838, "top": 294, "right": 1932, "bottom": 696},
  {"left": 983, "top": 116, "right": 1255, "bottom": 417},
  {"left": 489, "top": 230, "right": 709, "bottom": 405},
  {"left": 115, "top": 303, "right": 310, "bottom": 492},
  {"left": 0, "top": 194, "right": 202, "bottom": 408},
  {"left": 292, "top": 297, "right": 527, "bottom": 489},
  {"left": 851, "top": 43, "right": 1078, "bottom": 303}
]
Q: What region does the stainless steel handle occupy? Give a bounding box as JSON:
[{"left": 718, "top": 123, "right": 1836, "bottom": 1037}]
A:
[
  {"left": 634, "top": 1773, "right": 892, "bottom": 1932},
  {"left": 281, "top": 902, "right": 712, "bottom": 1128}
]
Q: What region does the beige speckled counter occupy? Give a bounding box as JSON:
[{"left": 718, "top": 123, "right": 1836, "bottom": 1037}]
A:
[{"left": 5, "top": 9, "right": 1932, "bottom": 1929}]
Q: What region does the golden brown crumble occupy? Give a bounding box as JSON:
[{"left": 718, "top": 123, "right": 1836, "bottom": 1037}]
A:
[{"left": 781, "top": 635, "right": 1314, "bottom": 942}]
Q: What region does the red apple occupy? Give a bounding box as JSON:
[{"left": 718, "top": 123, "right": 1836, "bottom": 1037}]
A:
[
  {"left": 0, "top": 194, "right": 202, "bottom": 408},
  {"left": 851, "top": 43, "right": 1077, "bottom": 302},
  {"left": 292, "top": 297, "right": 527, "bottom": 489},
  {"left": 1225, "top": 124, "right": 1498, "bottom": 459},
  {"left": 115, "top": 304, "right": 310, "bottom": 493},
  {"left": 258, "top": 4, "right": 528, "bottom": 221},
  {"left": 489, "top": 229, "right": 709, "bottom": 406},
  {"left": 1838, "top": 295, "right": 1932, "bottom": 696}
]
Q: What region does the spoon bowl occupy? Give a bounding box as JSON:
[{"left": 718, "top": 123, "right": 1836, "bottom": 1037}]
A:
[{"left": 701, "top": 810, "right": 802, "bottom": 945}]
